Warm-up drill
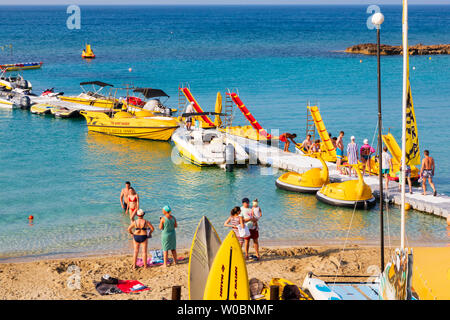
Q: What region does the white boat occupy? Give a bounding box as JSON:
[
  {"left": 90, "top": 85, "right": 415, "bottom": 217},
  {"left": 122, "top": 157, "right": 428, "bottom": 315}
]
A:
[
  {"left": 0, "top": 70, "right": 32, "bottom": 91},
  {"left": 172, "top": 127, "right": 249, "bottom": 168}
]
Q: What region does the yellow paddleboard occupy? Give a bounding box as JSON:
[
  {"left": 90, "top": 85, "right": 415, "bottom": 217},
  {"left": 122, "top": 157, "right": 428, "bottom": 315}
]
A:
[
  {"left": 203, "top": 231, "right": 250, "bottom": 300},
  {"left": 188, "top": 216, "right": 221, "bottom": 300}
]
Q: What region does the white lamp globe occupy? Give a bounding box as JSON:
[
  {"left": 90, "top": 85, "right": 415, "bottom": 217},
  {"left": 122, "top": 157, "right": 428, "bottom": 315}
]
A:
[{"left": 372, "top": 12, "right": 385, "bottom": 26}]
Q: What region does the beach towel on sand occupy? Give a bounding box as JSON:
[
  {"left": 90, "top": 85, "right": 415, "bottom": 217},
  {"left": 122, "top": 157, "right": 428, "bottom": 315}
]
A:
[{"left": 94, "top": 280, "right": 149, "bottom": 295}]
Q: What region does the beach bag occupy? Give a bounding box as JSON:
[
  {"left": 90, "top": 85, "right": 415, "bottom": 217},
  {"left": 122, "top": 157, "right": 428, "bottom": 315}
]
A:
[
  {"left": 101, "top": 274, "right": 118, "bottom": 285},
  {"left": 281, "top": 285, "right": 301, "bottom": 300},
  {"left": 238, "top": 224, "right": 250, "bottom": 238}
]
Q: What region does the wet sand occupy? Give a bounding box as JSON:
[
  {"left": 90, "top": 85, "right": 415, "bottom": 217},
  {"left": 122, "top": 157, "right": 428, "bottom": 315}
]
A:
[{"left": 0, "top": 245, "right": 392, "bottom": 300}]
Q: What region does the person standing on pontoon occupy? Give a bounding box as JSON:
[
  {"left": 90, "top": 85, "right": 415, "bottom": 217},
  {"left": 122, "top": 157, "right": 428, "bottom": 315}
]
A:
[
  {"left": 336, "top": 131, "right": 345, "bottom": 174},
  {"left": 360, "top": 139, "right": 375, "bottom": 176},
  {"left": 420, "top": 150, "right": 437, "bottom": 196},
  {"left": 346, "top": 136, "right": 359, "bottom": 177},
  {"left": 279, "top": 133, "right": 298, "bottom": 152},
  {"left": 185, "top": 101, "right": 195, "bottom": 131}
]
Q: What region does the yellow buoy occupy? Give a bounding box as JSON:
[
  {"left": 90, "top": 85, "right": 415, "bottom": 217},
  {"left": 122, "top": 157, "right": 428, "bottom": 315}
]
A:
[{"left": 405, "top": 203, "right": 411, "bottom": 211}]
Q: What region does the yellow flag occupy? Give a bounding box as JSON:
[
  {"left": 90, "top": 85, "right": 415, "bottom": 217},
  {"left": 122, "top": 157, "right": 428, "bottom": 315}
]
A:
[
  {"left": 403, "top": 0, "right": 420, "bottom": 166},
  {"left": 405, "top": 79, "right": 420, "bottom": 165}
]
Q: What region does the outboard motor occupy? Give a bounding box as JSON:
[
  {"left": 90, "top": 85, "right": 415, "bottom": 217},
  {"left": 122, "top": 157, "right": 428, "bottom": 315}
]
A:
[
  {"left": 20, "top": 96, "right": 31, "bottom": 109},
  {"left": 163, "top": 107, "right": 172, "bottom": 117},
  {"left": 225, "top": 143, "right": 235, "bottom": 172}
]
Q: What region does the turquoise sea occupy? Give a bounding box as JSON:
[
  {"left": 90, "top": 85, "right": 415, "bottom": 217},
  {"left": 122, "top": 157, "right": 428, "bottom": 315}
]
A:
[{"left": 0, "top": 5, "right": 449, "bottom": 260}]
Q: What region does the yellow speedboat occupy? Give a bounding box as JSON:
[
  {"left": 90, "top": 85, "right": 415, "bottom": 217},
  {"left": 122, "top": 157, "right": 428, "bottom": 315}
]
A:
[
  {"left": 276, "top": 155, "right": 328, "bottom": 193},
  {"left": 316, "top": 165, "right": 375, "bottom": 209},
  {"left": 80, "top": 110, "right": 179, "bottom": 141},
  {"left": 59, "top": 81, "right": 119, "bottom": 109}
]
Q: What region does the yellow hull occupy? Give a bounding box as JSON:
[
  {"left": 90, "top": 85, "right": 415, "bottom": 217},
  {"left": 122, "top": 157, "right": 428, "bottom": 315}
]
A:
[
  {"left": 219, "top": 125, "right": 278, "bottom": 141},
  {"left": 59, "top": 96, "right": 117, "bottom": 108},
  {"left": 81, "top": 111, "right": 179, "bottom": 141},
  {"left": 412, "top": 247, "right": 450, "bottom": 300}
]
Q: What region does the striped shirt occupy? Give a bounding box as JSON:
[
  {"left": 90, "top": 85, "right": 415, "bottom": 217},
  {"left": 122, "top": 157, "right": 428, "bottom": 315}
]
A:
[{"left": 347, "top": 142, "right": 358, "bottom": 165}]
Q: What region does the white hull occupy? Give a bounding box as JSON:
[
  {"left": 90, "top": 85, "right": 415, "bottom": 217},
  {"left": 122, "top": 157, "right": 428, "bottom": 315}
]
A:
[{"left": 172, "top": 127, "right": 249, "bottom": 166}]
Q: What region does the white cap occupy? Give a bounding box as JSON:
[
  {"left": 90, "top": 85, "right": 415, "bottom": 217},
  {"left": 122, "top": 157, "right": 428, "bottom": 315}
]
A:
[
  {"left": 137, "top": 209, "right": 145, "bottom": 216},
  {"left": 363, "top": 139, "right": 369, "bottom": 144},
  {"left": 351, "top": 136, "right": 355, "bottom": 140}
]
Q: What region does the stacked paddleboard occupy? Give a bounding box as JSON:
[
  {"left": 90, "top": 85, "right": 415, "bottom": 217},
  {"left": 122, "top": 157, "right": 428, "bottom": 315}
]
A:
[
  {"left": 188, "top": 216, "right": 222, "bottom": 300},
  {"left": 188, "top": 217, "right": 250, "bottom": 300}
]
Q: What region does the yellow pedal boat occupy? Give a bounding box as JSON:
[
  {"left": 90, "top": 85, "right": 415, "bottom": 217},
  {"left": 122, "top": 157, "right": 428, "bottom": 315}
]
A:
[
  {"left": 316, "top": 165, "right": 375, "bottom": 209},
  {"left": 80, "top": 110, "right": 179, "bottom": 141},
  {"left": 276, "top": 155, "right": 329, "bottom": 193}
]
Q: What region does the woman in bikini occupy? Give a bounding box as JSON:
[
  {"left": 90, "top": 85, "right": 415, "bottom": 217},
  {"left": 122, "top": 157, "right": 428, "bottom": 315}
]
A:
[
  {"left": 128, "top": 209, "right": 154, "bottom": 269},
  {"left": 128, "top": 188, "right": 139, "bottom": 220}
]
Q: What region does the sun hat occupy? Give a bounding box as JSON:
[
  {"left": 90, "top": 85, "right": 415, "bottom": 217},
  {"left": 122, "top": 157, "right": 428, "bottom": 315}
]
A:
[
  {"left": 137, "top": 209, "right": 145, "bottom": 216},
  {"left": 363, "top": 139, "right": 369, "bottom": 144},
  {"left": 163, "top": 205, "right": 171, "bottom": 213},
  {"left": 242, "top": 197, "right": 250, "bottom": 204}
]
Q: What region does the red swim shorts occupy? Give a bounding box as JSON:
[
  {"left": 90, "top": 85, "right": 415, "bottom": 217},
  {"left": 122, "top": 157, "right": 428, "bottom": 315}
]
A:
[{"left": 244, "top": 229, "right": 259, "bottom": 240}]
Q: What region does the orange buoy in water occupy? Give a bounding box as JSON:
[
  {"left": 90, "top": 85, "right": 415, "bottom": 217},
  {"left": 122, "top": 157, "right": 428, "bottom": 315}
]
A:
[{"left": 405, "top": 203, "right": 411, "bottom": 211}]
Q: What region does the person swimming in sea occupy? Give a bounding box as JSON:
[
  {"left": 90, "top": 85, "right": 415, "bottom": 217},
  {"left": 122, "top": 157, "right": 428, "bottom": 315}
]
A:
[
  {"left": 120, "top": 181, "right": 131, "bottom": 214},
  {"left": 128, "top": 188, "right": 139, "bottom": 221},
  {"left": 127, "top": 209, "right": 154, "bottom": 269}
]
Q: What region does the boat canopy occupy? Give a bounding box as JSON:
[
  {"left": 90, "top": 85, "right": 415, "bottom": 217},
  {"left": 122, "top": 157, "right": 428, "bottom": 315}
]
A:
[
  {"left": 80, "top": 81, "right": 113, "bottom": 87},
  {"left": 133, "top": 88, "right": 169, "bottom": 99}
]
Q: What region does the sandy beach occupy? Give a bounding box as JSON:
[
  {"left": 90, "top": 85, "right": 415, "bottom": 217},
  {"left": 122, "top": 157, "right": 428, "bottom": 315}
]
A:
[{"left": 0, "top": 245, "right": 393, "bottom": 300}]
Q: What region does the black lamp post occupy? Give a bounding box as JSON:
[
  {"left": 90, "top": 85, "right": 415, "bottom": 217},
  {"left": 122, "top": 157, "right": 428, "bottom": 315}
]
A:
[{"left": 372, "top": 11, "right": 385, "bottom": 272}]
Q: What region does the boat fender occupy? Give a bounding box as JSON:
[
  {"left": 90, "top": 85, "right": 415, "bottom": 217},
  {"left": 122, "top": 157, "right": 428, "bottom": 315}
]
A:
[
  {"left": 20, "top": 96, "right": 31, "bottom": 109},
  {"left": 225, "top": 143, "right": 235, "bottom": 172}
]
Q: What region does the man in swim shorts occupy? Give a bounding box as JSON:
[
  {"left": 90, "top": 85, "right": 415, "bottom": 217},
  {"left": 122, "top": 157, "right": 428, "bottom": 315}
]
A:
[
  {"left": 120, "top": 181, "right": 131, "bottom": 214},
  {"left": 420, "top": 150, "right": 437, "bottom": 196},
  {"left": 240, "top": 198, "right": 260, "bottom": 261},
  {"left": 336, "top": 131, "right": 345, "bottom": 174},
  {"left": 279, "top": 133, "right": 297, "bottom": 152}
]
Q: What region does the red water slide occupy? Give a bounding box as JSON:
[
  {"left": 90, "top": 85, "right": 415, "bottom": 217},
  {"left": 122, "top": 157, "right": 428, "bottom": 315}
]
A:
[
  {"left": 179, "top": 87, "right": 215, "bottom": 127},
  {"left": 227, "top": 92, "right": 272, "bottom": 139}
]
